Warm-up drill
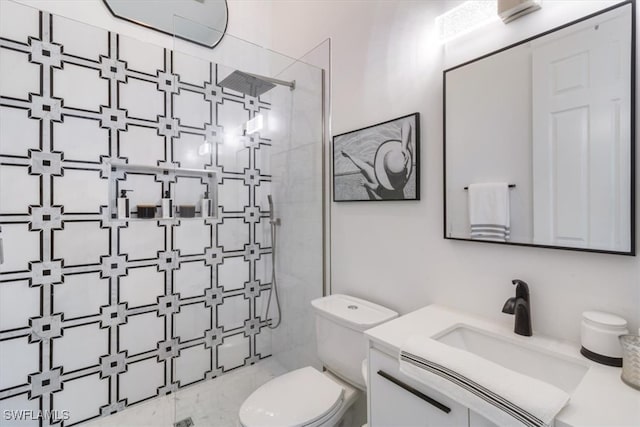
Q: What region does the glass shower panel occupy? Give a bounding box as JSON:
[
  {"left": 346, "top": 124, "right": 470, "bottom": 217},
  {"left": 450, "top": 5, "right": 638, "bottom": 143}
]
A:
[{"left": 170, "top": 15, "right": 326, "bottom": 427}]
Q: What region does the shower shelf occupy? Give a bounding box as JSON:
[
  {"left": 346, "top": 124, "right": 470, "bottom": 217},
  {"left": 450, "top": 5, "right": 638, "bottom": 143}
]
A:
[{"left": 107, "top": 162, "right": 218, "bottom": 222}]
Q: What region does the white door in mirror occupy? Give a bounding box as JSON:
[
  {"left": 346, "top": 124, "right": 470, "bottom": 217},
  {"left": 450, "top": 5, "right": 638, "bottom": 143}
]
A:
[{"left": 532, "top": 10, "right": 631, "bottom": 250}]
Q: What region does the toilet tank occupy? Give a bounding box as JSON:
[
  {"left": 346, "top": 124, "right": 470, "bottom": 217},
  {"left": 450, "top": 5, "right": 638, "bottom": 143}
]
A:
[{"left": 311, "top": 294, "right": 398, "bottom": 390}]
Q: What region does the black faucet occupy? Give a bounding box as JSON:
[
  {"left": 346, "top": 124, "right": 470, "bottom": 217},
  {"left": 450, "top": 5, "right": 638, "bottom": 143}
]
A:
[{"left": 502, "top": 279, "right": 532, "bottom": 336}]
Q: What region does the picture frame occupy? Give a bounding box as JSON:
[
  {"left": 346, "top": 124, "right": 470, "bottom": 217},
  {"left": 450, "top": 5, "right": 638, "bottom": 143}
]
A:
[{"left": 333, "top": 112, "right": 420, "bottom": 202}]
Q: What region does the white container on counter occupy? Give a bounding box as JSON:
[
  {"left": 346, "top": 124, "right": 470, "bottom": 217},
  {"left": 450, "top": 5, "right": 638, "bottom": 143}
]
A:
[{"left": 580, "top": 310, "right": 628, "bottom": 367}]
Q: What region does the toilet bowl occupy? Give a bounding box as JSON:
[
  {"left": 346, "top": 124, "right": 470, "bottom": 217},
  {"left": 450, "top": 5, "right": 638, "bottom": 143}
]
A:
[
  {"left": 239, "top": 367, "right": 358, "bottom": 427},
  {"left": 238, "top": 294, "right": 398, "bottom": 427}
]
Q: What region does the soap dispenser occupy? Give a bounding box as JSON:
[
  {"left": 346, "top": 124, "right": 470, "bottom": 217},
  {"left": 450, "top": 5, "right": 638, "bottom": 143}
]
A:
[
  {"left": 162, "top": 190, "right": 173, "bottom": 219},
  {"left": 201, "top": 191, "right": 212, "bottom": 218},
  {"left": 117, "top": 189, "right": 133, "bottom": 219}
]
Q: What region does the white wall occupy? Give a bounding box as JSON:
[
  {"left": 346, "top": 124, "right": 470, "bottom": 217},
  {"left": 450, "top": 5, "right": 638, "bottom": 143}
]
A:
[{"left": 258, "top": 0, "right": 640, "bottom": 343}]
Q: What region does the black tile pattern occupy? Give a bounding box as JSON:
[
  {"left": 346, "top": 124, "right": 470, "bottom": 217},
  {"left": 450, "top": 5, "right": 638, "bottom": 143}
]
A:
[{"left": 0, "top": 6, "right": 275, "bottom": 426}]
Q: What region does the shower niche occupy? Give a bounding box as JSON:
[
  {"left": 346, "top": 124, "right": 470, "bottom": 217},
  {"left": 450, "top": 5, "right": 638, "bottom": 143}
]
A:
[{"left": 108, "top": 162, "right": 218, "bottom": 221}]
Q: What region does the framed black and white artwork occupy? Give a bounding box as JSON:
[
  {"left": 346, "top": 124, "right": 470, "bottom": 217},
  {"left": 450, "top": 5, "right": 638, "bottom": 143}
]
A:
[{"left": 333, "top": 113, "right": 420, "bottom": 201}]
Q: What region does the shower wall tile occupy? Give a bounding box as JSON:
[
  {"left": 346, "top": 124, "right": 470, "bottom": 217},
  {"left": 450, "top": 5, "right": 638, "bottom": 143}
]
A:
[
  {"left": 0, "top": 48, "right": 40, "bottom": 100},
  {"left": 52, "top": 323, "right": 108, "bottom": 372},
  {"left": 218, "top": 333, "right": 250, "bottom": 371},
  {"left": 53, "top": 117, "right": 110, "bottom": 163},
  {"left": 52, "top": 273, "right": 109, "bottom": 319},
  {"left": 218, "top": 256, "right": 250, "bottom": 291},
  {"left": 173, "top": 260, "right": 211, "bottom": 298},
  {"left": 54, "top": 374, "right": 109, "bottom": 425},
  {"left": 119, "top": 357, "right": 165, "bottom": 405},
  {"left": 0, "top": 1, "right": 39, "bottom": 43},
  {"left": 51, "top": 15, "right": 109, "bottom": 61},
  {"left": 118, "top": 35, "right": 165, "bottom": 76},
  {"left": 0, "top": 280, "right": 40, "bottom": 330},
  {"left": 119, "top": 266, "right": 165, "bottom": 308},
  {"left": 53, "top": 64, "right": 109, "bottom": 112},
  {"left": 0, "top": 3, "right": 275, "bottom": 424},
  {"left": 174, "top": 344, "right": 211, "bottom": 387},
  {"left": 173, "top": 52, "right": 211, "bottom": 87},
  {"left": 119, "top": 125, "right": 166, "bottom": 166},
  {"left": 0, "top": 106, "right": 40, "bottom": 157}
]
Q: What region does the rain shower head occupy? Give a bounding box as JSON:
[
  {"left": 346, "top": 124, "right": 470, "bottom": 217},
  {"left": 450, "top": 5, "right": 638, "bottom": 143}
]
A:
[{"left": 218, "top": 70, "right": 295, "bottom": 97}]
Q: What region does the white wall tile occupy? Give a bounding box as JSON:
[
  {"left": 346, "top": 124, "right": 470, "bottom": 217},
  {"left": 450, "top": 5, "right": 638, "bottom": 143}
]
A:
[
  {"left": 118, "top": 35, "right": 165, "bottom": 76},
  {"left": 119, "top": 266, "right": 165, "bottom": 308},
  {"left": 174, "top": 302, "right": 211, "bottom": 342},
  {"left": 0, "top": 280, "right": 40, "bottom": 331},
  {"left": 217, "top": 218, "right": 249, "bottom": 252},
  {"left": 0, "top": 106, "right": 40, "bottom": 157},
  {"left": 174, "top": 220, "right": 210, "bottom": 256},
  {"left": 0, "top": 166, "right": 40, "bottom": 215},
  {"left": 52, "top": 15, "right": 108, "bottom": 61},
  {"left": 119, "top": 125, "right": 166, "bottom": 167},
  {"left": 174, "top": 89, "right": 211, "bottom": 129},
  {"left": 119, "top": 357, "right": 165, "bottom": 405},
  {"left": 53, "top": 323, "right": 108, "bottom": 372},
  {"left": 0, "top": 393, "right": 39, "bottom": 427},
  {"left": 53, "top": 64, "right": 108, "bottom": 112},
  {"left": 173, "top": 260, "right": 211, "bottom": 298},
  {"left": 119, "top": 77, "right": 164, "bottom": 121},
  {"left": 53, "top": 374, "right": 109, "bottom": 425},
  {"left": 53, "top": 169, "right": 108, "bottom": 214},
  {"left": 0, "top": 224, "right": 40, "bottom": 273},
  {"left": 218, "top": 178, "right": 248, "bottom": 213},
  {"left": 119, "top": 312, "right": 165, "bottom": 356},
  {"left": 173, "top": 132, "right": 209, "bottom": 169},
  {"left": 0, "top": 337, "right": 39, "bottom": 390},
  {"left": 120, "top": 221, "right": 166, "bottom": 261},
  {"left": 53, "top": 272, "right": 109, "bottom": 320},
  {"left": 0, "top": 1, "right": 39, "bottom": 44},
  {"left": 218, "top": 256, "right": 249, "bottom": 291},
  {"left": 173, "top": 52, "right": 210, "bottom": 87},
  {"left": 174, "top": 344, "right": 210, "bottom": 386},
  {"left": 53, "top": 117, "right": 109, "bottom": 163},
  {"left": 218, "top": 333, "right": 249, "bottom": 371},
  {"left": 53, "top": 221, "right": 109, "bottom": 266},
  {"left": 218, "top": 295, "right": 249, "bottom": 332},
  {"left": 0, "top": 48, "right": 39, "bottom": 100}
]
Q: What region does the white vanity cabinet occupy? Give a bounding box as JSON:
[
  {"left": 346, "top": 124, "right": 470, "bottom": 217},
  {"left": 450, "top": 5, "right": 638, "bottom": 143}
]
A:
[{"left": 368, "top": 348, "right": 469, "bottom": 426}]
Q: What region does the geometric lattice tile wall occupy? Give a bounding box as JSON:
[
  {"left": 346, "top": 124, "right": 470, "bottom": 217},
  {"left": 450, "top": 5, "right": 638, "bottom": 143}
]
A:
[{"left": 0, "top": 2, "right": 275, "bottom": 425}]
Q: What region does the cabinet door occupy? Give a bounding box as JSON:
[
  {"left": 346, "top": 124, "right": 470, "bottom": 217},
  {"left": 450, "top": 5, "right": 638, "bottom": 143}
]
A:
[
  {"left": 369, "top": 348, "right": 468, "bottom": 427},
  {"left": 469, "top": 411, "right": 499, "bottom": 427}
]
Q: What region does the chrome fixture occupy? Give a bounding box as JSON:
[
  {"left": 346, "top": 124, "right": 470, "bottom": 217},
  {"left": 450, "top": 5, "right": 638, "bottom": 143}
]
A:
[
  {"left": 265, "top": 194, "right": 281, "bottom": 328},
  {"left": 218, "top": 70, "right": 295, "bottom": 97},
  {"left": 502, "top": 279, "right": 532, "bottom": 336}
]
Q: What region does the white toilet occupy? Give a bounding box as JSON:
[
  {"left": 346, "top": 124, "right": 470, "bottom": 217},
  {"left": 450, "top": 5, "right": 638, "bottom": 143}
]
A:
[{"left": 238, "top": 294, "right": 398, "bottom": 427}]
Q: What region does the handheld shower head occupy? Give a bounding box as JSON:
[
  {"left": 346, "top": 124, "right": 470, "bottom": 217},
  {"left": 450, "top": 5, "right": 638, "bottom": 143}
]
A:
[{"left": 267, "top": 194, "right": 274, "bottom": 219}]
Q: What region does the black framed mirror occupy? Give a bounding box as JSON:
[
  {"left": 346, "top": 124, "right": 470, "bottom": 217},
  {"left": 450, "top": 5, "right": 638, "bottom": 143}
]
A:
[{"left": 443, "top": 1, "right": 635, "bottom": 255}]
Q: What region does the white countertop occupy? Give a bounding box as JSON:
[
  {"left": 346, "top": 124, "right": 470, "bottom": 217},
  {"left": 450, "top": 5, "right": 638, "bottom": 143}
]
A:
[{"left": 364, "top": 304, "right": 640, "bottom": 427}]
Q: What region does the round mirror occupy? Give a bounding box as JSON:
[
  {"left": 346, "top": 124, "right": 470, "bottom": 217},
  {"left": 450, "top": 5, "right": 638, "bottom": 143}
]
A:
[{"left": 103, "top": 0, "right": 228, "bottom": 48}]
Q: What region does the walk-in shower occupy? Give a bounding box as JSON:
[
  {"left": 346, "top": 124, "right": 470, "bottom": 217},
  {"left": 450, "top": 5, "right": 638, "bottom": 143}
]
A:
[{"left": 0, "top": 1, "right": 325, "bottom": 426}]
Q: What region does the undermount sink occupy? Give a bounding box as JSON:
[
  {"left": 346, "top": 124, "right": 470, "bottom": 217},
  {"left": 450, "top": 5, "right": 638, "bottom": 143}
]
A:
[{"left": 434, "top": 324, "right": 590, "bottom": 394}]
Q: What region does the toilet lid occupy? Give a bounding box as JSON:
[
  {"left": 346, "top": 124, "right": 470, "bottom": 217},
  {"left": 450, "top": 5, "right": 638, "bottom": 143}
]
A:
[{"left": 239, "top": 367, "right": 344, "bottom": 427}]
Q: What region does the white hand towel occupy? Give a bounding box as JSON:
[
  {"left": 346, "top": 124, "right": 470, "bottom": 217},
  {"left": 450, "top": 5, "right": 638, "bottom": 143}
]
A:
[
  {"left": 468, "top": 183, "right": 511, "bottom": 241},
  {"left": 399, "top": 336, "right": 570, "bottom": 427}
]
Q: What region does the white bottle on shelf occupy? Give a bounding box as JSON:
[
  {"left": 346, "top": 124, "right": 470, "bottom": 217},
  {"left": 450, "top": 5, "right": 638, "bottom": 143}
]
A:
[
  {"left": 201, "top": 192, "right": 212, "bottom": 218},
  {"left": 117, "top": 189, "right": 132, "bottom": 219},
  {"left": 162, "top": 190, "right": 173, "bottom": 219}
]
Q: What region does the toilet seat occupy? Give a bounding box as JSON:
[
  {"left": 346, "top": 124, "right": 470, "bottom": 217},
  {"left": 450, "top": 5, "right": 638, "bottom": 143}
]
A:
[{"left": 239, "top": 367, "right": 345, "bottom": 427}]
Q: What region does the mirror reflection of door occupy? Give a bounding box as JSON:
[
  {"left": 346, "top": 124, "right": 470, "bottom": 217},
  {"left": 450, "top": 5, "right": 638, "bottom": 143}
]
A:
[{"left": 532, "top": 9, "right": 631, "bottom": 250}]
